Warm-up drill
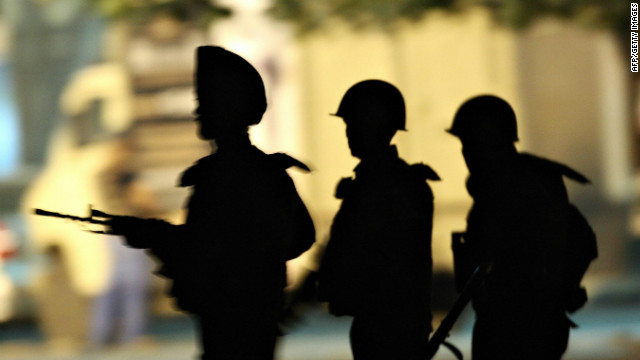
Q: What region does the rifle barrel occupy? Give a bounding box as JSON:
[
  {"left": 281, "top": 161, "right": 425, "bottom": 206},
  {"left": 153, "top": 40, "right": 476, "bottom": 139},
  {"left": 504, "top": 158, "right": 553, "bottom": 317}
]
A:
[
  {"left": 425, "top": 263, "right": 490, "bottom": 359},
  {"left": 33, "top": 208, "right": 110, "bottom": 225}
]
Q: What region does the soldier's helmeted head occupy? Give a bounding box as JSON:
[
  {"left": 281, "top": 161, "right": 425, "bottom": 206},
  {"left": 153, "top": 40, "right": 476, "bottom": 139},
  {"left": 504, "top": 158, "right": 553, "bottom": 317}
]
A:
[
  {"left": 448, "top": 95, "right": 519, "bottom": 173},
  {"left": 448, "top": 95, "right": 518, "bottom": 144},
  {"left": 332, "top": 80, "right": 405, "bottom": 159},
  {"left": 194, "top": 46, "right": 267, "bottom": 140}
]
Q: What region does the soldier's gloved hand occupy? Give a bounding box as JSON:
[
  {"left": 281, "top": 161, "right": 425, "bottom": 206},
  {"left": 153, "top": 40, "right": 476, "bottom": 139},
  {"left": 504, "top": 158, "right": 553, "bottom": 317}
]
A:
[{"left": 109, "top": 216, "right": 168, "bottom": 249}]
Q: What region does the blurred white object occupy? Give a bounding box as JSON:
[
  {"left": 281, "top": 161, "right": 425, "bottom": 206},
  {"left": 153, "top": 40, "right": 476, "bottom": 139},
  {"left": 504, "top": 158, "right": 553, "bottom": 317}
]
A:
[
  {"left": 60, "top": 63, "right": 133, "bottom": 134},
  {"left": 20, "top": 61, "right": 143, "bottom": 347},
  {"left": 22, "top": 62, "right": 134, "bottom": 297}
]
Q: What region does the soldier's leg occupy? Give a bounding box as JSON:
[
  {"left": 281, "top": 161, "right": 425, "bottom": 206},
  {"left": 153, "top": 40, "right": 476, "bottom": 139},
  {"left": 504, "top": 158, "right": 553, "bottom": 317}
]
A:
[
  {"left": 382, "top": 306, "right": 430, "bottom": 360},
  {"left": 522, "top": 304, "right": 570, "bottom": 360},
  {"left": 472, "top": 314, "right": 502, "bottom": 360},
  {"left": 350, "top": 315, "right": 378, "bottom": 360},
  {"left": 472, "top": 302, "right": 569, "bottom": 360},
  {"left": 471, "top": 305, "right": 522, "bottom": 360},
  {"left": 350, "top": 312, "right": 429, "bottom": 360}
]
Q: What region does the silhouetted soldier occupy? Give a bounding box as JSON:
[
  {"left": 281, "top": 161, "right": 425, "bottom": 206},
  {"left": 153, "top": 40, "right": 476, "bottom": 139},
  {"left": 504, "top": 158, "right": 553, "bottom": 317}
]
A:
[
  {"left": 109, "top": 46, "right": 315, "bottom": 359},
  {"left": 318, "top": 80, "right": 439, "bottom": 360},
  {"left": 448, "top": 95, "right": 597, "bottom": 360}
]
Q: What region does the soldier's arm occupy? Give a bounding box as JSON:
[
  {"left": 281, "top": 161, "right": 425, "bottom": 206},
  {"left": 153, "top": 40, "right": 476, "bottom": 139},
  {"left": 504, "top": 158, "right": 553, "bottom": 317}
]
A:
[{"left": 109, "top": 216, "right": 182, "bottom": 249}]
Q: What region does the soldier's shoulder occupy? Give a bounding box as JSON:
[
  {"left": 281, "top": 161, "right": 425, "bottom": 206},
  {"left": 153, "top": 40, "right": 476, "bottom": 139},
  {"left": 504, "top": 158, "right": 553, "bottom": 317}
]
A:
[
  {"left": 399, "top": 163, "right": 439, "bottom": 200},
  {"left": 519, "top": 152, "right": 590, "bottom": 184},
  {"left": 178, "top": 154, "right": 218, "bottom": 187},
  {"left": 256, "top": 153, "right": 311, "bottom": 192},
  {"left": 266, "top": 153, "right": 311, "bottom": 173},
  {"left": 407, "top": 163, "right": 441, "bottom": 183},
  {"left": 335, "top": 177, "right": 354, "bottom": 199}
]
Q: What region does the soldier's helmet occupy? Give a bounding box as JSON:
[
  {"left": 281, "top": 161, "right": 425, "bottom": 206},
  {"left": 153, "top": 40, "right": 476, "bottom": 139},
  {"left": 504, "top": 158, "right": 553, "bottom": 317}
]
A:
[
  {"left": 447, "top": 95, "right": 518, "bottom": 142},
  {"left": 332, "top": 80, "right": 406, "bottom": 132},
  {"left": 196, "top": 46, "right": 267, "bottom": 126}
]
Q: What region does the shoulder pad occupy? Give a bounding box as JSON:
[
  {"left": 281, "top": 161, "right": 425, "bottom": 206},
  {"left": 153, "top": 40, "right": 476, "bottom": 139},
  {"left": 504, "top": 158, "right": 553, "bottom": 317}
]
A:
[
  {"left": 335, "top": 177, "right": 354, "bottom": 199},
  {"left": 520, "top": 153, "right": 590, "bottom": 184},
  {"left": 178, "top": 155, "right": 216, "bottom": 187},
  {"left": 179, "top": 166, "right": 197, "bottom": 187},
  {"left": 409, "top": 163, "right": 441, "bottom": 181},
  {"left": 268, "top": 153, "right": 311, "bottom": 172}
]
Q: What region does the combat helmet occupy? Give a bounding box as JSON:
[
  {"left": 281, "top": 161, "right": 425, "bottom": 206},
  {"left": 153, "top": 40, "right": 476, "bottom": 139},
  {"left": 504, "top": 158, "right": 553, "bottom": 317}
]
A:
[
  {"left": 196, "top": 46, "right": 267, "bottom": 126},
  {"left": 447, "top": 95, "right": 518, "bottom": 142},
  {"left": 332, "top": 80, "right": 406, "bottom": 132}
]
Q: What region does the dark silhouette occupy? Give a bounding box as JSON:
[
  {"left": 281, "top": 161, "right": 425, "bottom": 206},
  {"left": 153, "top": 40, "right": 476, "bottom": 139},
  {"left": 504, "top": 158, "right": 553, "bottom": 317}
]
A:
[
  {"left": 318, "top": 80, "right": 439, "bottom": 360},
  {"left": 447, "top": 95, "right": 597, "bottom": 360},
  {"left": 107, "top": 46, "right": 315, "bottom": 359}
]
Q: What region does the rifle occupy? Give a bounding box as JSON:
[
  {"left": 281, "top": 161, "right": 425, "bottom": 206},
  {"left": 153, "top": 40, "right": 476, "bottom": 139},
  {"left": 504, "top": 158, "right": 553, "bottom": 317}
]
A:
[
  {"left": 33, "top": 206, "right": 116, "bottom": 234},
  {"left": 425, "top": 262, "right": 491, "bottom": 359}
]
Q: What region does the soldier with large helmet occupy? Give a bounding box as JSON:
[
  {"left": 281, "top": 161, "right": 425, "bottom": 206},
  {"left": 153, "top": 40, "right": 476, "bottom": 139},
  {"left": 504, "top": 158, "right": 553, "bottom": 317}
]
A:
[
  {"left": 318, "top": 80, "right": 439, "bottom": 359},
  {"left": 448, "top": 95, "right": 597, "bottom": 359},
  {"left": 109, "top": 46, "right": 315, "bottom": 359}
]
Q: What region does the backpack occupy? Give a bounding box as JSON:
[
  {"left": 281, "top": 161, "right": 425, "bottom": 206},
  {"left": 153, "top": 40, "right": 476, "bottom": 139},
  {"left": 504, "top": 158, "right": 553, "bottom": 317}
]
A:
[
  {"left": 522, "top": 153, "right": 598, "bottom": 313},
  {"left": 563, "top": 203, "right": 598, "bottom": 313}
]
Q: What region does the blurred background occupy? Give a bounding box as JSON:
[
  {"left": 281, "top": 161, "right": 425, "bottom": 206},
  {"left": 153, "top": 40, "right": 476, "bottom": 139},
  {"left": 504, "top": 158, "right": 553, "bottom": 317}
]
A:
[{"left": 0, "top": 0, "right": 637, "bottom": 359}]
